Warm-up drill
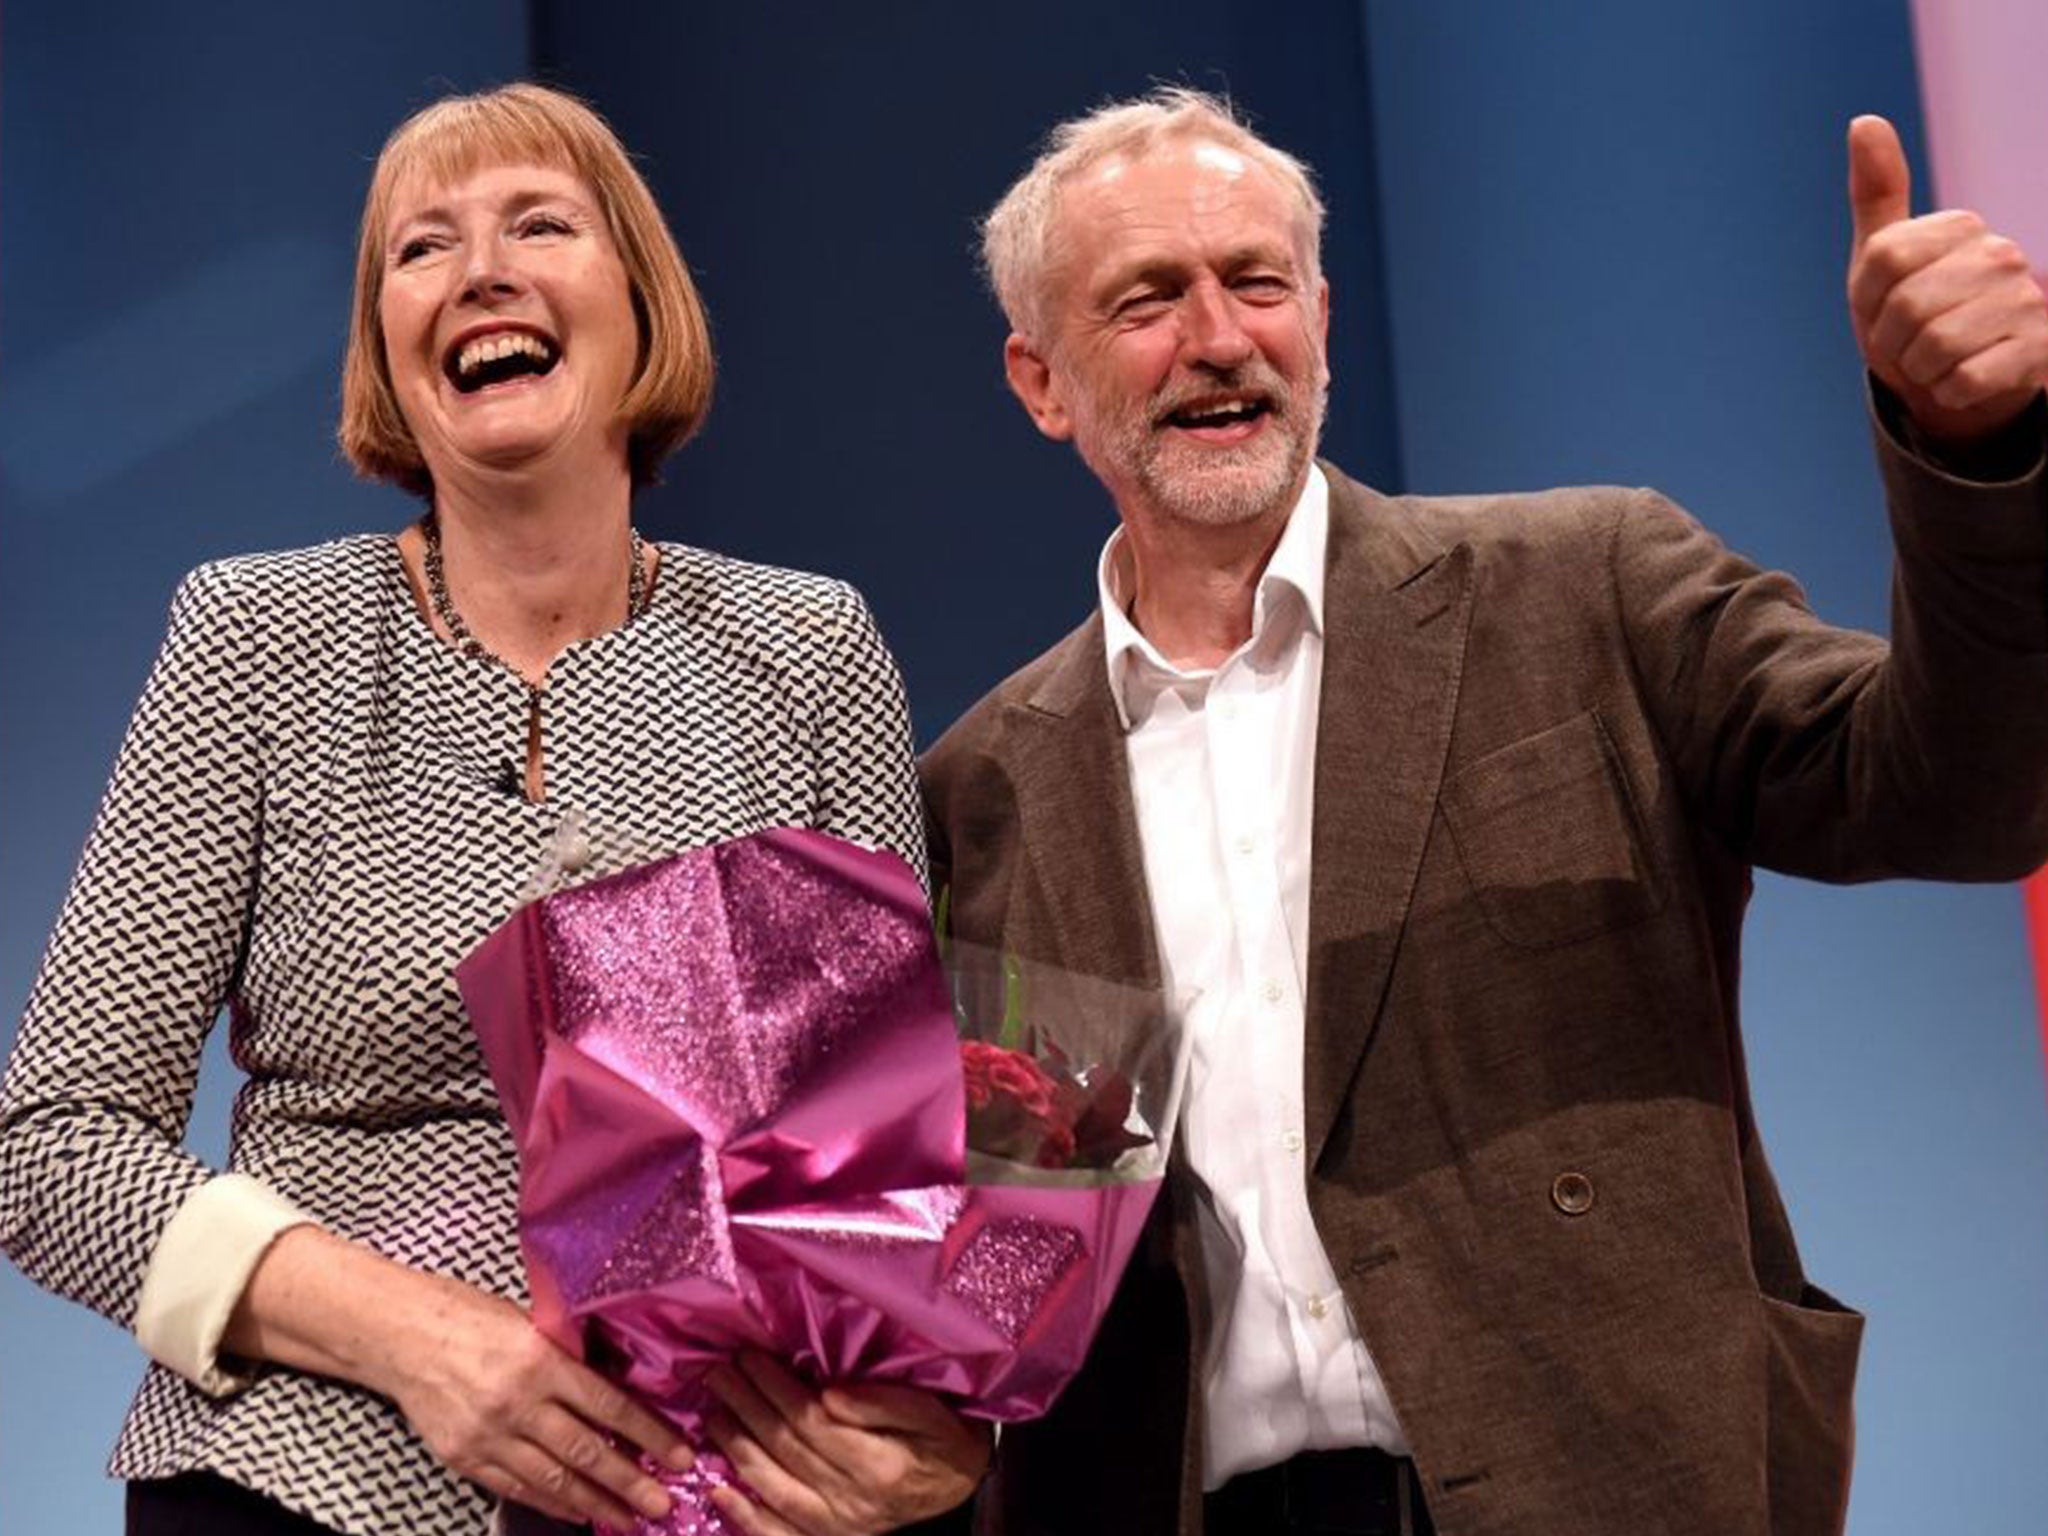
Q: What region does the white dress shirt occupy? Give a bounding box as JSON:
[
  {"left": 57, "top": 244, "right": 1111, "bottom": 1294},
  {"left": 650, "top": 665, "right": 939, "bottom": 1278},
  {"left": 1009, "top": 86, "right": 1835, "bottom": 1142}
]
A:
[{"left": 1099, "top": 466, "right": 1408, "bottom": 1489}]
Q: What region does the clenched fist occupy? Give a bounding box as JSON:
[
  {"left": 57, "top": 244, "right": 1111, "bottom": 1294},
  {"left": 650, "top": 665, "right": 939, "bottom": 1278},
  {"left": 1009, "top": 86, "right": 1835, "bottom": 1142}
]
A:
[{"left": 1846, "top": 114, "right": 2048, "bottom": 446}]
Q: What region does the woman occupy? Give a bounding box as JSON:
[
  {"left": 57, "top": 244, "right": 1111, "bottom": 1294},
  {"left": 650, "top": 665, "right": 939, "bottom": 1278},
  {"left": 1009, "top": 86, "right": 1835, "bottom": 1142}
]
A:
[{"left": 0, "top": 85, "right": 985, "bottom": 1536}]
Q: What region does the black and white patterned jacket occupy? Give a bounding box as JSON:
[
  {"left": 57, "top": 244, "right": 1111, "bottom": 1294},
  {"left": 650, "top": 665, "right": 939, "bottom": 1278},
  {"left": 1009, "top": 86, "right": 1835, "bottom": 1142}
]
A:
[{"left": 0, "top": 534, "right": 925, "bottom": 1534}]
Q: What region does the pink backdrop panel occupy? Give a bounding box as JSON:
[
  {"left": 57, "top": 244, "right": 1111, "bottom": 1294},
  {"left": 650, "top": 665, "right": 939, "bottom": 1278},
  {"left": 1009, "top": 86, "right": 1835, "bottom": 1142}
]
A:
[
  {"left": 1909, "top": 0, "right": 2048, "bottom": 273},
  {"left": 1913, "top": 0, "right": 2048, "bottom": 1071}
]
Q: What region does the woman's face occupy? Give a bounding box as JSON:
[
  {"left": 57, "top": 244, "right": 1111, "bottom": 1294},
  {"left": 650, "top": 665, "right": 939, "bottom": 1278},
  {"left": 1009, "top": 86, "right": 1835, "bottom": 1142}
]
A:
[{"left": 379, "top": 161, "right": 639, "bottom": 489}]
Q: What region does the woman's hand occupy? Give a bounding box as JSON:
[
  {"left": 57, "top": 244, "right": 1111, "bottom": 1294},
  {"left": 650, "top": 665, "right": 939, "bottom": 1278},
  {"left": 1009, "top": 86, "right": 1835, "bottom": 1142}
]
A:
[
  {"left": 225, "top": 1227, "right": 690, "bottom": 1527},
  {"left": 369, "top": 1267, "right": 690, "bottom": 1527},
  {"left": 703, "top": 1353, "right": 990, "bottom": 1535}
]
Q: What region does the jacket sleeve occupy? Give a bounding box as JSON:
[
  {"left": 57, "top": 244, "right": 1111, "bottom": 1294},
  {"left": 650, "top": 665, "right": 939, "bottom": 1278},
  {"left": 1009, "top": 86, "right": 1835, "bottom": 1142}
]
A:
[
  {"left": 0, "top": 563, "right": 273, "bottom": 1333},
  {"left": 812, "top": 581, "right": 930, "bottom": 891},
  {"left": 1614, "top": 399, "right": 2048, "bottom": 881}
]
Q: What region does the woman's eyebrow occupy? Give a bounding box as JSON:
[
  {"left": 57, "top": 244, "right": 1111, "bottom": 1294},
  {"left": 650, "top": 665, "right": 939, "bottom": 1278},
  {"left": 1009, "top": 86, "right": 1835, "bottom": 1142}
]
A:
[{"left": 391, "top": 183, "right": 591, "bottom": 232}]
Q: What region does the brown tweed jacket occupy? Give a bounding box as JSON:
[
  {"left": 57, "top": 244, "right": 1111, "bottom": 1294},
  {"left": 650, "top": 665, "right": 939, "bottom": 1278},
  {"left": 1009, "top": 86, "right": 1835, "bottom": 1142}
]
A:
[{"left": 919, "top": 430, "right": 2048, "bottom": 1536}]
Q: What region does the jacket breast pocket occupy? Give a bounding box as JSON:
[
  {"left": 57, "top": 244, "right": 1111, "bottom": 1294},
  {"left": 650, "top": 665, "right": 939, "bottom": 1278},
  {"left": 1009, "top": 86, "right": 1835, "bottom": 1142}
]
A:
[{"left": 1441, "top": 710, "right": 1664, "bottom": 950}]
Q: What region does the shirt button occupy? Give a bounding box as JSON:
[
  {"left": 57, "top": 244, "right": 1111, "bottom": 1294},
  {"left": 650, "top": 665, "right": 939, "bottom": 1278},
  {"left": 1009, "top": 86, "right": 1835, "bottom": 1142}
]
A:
[
  {"left": 1235, "top": 834, "right": 1255, "bottom": 855},
  {"left": 1282, "top": 1129, "right": 1304, "bottom": 1154},
  {"left": 1219, "top": 701, "right": 1239, "bottom": 722},
  {"left": 1307, "top": 1296, "right": 1329, "bottom": 1321},
  {"left": 1262, "top": 979, "right": 1284, "bottom": 1004}
]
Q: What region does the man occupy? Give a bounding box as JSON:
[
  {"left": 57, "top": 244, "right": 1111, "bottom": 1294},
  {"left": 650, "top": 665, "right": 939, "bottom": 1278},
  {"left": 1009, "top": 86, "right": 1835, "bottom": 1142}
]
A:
[{"left": 920, "top": 89, "right": 2048, "bottom": 1536}]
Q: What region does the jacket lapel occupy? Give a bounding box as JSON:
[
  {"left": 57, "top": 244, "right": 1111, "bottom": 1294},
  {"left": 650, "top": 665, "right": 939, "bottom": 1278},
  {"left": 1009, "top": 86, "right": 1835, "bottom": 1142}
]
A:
[
  {"left": 998, "top": 617, "right": 1162, "bottom": 990},
  {"left": 1303, "top": 468, "right": 1474, "bottom": 1165},
  {"left": 997, "top": 620, "right": 1200, "bottom": 1529},
  {"left": 983, "top": 470, "right": 1472, "bottom": 1161}
]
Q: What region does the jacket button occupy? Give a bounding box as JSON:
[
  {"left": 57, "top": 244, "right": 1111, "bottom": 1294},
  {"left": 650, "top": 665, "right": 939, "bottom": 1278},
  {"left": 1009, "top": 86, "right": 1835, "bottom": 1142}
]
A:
[{"left": 1551, "top": 1171, "right": 1595, "bottom": 1216}]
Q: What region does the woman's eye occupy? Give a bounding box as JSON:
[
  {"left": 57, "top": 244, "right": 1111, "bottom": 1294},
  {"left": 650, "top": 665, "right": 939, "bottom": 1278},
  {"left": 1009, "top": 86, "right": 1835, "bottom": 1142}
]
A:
[
  {"left": 394, "top": 236, "right": 437, "bottom": 265},
  {"left": 518, "top": 214, "right": 572, "bottom": 238}
]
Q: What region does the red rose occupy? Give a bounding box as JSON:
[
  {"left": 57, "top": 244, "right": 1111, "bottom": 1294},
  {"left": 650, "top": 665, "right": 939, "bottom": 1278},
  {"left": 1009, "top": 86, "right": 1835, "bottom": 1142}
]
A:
[
  {"left": 961, "top": 1045, "right": 996, "bottom": 1110},
  {"left": 961, "top": 1042, "right": 1073, "bottom": 1165},
  {"left": 985, "top": 1053, "right": 1056, "bottom": 1120},
  {"left": 1033, "top": 1121, "right": 1078, "bottom": 1168},
  {"left": 958, "top": 1042, "right": 1151, "bottom": 1171}
]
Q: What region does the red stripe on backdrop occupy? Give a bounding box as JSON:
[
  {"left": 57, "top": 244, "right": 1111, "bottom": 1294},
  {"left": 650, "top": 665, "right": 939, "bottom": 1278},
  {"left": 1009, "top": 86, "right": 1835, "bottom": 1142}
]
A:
[
  {"left": 2028, "top": 878, "right": 2048, "bottom": 1062},
  {"left": 1910, "top": 0, "right": 2048, "bottom": 1063}
]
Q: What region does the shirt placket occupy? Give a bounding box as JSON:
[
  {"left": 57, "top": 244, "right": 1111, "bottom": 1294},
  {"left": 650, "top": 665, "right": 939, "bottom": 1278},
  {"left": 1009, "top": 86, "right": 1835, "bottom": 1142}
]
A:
[{"left": 1214, "top": 653, "right": 1368, "bottom": 1447}]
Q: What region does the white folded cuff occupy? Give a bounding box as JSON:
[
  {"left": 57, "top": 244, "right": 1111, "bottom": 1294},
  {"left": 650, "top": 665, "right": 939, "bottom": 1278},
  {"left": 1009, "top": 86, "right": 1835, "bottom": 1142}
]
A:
[{"left": 134, "top": 1173, "right": 314, "bottom": 1396}]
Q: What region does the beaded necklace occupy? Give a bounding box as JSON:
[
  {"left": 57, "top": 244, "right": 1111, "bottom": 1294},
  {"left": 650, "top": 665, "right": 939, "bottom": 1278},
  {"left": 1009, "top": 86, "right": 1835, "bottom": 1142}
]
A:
[{"left": 419, "top": 511, "right": 649, "bottom": 702}]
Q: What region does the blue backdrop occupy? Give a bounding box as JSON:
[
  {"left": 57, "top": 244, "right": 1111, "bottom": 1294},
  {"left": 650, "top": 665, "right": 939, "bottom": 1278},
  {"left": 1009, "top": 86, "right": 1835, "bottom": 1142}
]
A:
[{"left": 4, "top": 3, "right": 2044, "bottom": 1530}]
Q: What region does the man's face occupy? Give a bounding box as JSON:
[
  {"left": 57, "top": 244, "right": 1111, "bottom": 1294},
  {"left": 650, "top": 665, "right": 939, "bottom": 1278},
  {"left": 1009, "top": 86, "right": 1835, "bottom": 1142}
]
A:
[{"left": 1012, "top": 138, "right": 1330, "bottom": 530}]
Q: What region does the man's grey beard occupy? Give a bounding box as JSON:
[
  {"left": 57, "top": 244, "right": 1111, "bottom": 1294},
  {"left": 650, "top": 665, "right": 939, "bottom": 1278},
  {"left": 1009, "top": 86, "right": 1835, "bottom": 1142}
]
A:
[
  {"left": 1141, "top": 380, "right": 1326, "bottom": 527},
  {"left": 1077, "top": 364, "right": 1329, "bottom": 530}
]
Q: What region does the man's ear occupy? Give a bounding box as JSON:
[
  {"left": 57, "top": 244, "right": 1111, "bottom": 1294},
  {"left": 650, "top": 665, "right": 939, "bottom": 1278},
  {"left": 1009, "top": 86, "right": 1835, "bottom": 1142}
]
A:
[
  {"left": 1314, "top": 277, "right": 1332, "bottom": 389},
  {"left": 1003, "top": 334, "right": 1074, "bottom": 442}
]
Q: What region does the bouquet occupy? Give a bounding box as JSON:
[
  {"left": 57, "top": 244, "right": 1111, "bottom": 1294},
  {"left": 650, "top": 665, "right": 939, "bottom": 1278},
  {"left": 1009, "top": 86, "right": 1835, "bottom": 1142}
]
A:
[{"left": 456, "top": 827, "right": 1185, "bottom": 1534}]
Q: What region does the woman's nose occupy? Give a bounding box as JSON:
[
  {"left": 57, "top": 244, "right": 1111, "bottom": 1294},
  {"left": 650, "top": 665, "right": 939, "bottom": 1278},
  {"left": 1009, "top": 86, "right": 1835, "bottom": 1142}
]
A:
[{"left": 460, "top": 239, "right": 524, "bottom": 303}]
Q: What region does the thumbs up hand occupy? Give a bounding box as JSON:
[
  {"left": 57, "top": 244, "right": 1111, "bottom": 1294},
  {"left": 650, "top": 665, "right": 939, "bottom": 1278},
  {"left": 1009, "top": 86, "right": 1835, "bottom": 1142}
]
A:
[{"left": 1846, "top": 114, "right": 2048, "bottom": 446}]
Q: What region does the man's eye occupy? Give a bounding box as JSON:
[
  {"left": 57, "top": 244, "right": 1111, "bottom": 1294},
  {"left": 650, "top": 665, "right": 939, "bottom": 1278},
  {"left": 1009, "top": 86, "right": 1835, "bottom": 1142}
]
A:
[
  {"left": 1116, "top": 293, "right": 1171, "bottom": 319},
  {"left": 1234, "top": 275, "right": 1292, "bottom": 301}
]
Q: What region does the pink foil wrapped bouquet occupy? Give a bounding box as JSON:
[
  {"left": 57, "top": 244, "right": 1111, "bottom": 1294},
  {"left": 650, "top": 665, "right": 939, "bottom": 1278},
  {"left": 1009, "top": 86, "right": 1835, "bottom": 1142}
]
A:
[{"left": 455, "top": 827, "right": 1185, "bottom": 1534}]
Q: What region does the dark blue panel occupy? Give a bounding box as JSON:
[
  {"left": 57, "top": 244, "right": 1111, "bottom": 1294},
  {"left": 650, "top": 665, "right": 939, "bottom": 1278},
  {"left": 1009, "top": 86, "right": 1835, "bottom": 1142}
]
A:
[
  {"left": 531, "top": 0, "right": 1402, "bottom": 741},
  {"left": 1362, "top": 4, "right": 2048, "bottom": 1532},
  {"left": 0, "top": 6, "right": 528, "bottom": 1529}
]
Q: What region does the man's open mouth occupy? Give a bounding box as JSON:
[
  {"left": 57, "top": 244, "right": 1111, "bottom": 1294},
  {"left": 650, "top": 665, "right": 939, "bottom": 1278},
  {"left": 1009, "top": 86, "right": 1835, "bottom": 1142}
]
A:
[
  {"left": 1161, "top": 395, "right": 1273, "bottom": 430},
  {"left": 445, "top": 330, "right": 561, "bottom": 394}
]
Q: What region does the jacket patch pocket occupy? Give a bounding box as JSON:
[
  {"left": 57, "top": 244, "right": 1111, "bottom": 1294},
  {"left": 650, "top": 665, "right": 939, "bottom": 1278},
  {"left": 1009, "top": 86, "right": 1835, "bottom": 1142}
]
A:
[
  {"left": 1442, "top": 710, "right": 1664, "bottom": 949},
  {"left": 1759, "top": 1283, "right": 1863, "bottom": 1536}
]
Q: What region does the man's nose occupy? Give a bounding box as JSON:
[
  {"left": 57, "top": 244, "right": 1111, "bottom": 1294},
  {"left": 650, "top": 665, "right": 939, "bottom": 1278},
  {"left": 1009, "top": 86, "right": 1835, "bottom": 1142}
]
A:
[{"left": 1180, "top": 282, "right": 1253, "bottom": 368}]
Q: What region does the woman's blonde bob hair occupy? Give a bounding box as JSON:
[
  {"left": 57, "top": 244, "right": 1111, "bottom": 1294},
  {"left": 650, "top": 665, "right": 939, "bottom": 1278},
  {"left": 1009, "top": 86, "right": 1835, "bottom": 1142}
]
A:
[{"left": 339, "top": 83, "right": 714, "bottom": 496}]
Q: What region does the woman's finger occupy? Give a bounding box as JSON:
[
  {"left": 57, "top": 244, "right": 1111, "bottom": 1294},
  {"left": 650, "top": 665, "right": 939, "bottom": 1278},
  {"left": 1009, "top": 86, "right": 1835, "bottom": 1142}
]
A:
[
  {"left": 737, "top": 1355, "right": 861, "bottom": 1458},
  {"left": 523, "top": 1399, "right": 676, "bottom": 1523},
  {"left": 817, "top": 1380, "right": 962, "bottom": 1438},
  {"left": 704, "top": 1409, "right": 842, "bottom": 1534},
  {"left": 710, "top": 1482, "right": 809, "bottom": 1536},
  {"left": 465, "top": 1461, "right": 568, "bottom": 1526},
  {"left": 706, "top": 1359, "right": 844, "bottom": 1484},
  {"left": 476, "top": 1445, "right": 628, "bottom": 1529},
  {"left": 556, "top": 1355, "right": 695, "bottom": 1471}
]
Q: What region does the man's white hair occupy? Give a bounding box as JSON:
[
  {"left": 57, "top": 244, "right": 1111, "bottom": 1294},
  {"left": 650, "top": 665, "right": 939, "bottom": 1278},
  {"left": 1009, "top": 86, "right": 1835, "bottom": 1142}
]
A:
[{"left": 980, "top": 86, "right": 1327, "bottom": 344}]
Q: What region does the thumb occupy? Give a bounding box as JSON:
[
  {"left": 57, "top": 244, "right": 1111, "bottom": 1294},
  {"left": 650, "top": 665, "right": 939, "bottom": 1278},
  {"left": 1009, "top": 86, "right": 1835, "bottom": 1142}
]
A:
[
  {"left": 819, "top": 1380, "right": 953, "bottom": 1437},
  {"left": 1848, "top": 114, "right": 1912, "bottom": 251}
]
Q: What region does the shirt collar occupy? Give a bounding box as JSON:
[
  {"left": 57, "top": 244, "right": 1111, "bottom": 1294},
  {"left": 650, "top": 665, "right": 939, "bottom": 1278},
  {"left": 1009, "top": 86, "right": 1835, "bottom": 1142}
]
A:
[{"left": 1097, "top": 463, "right": 1330, "bottom": 730}]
